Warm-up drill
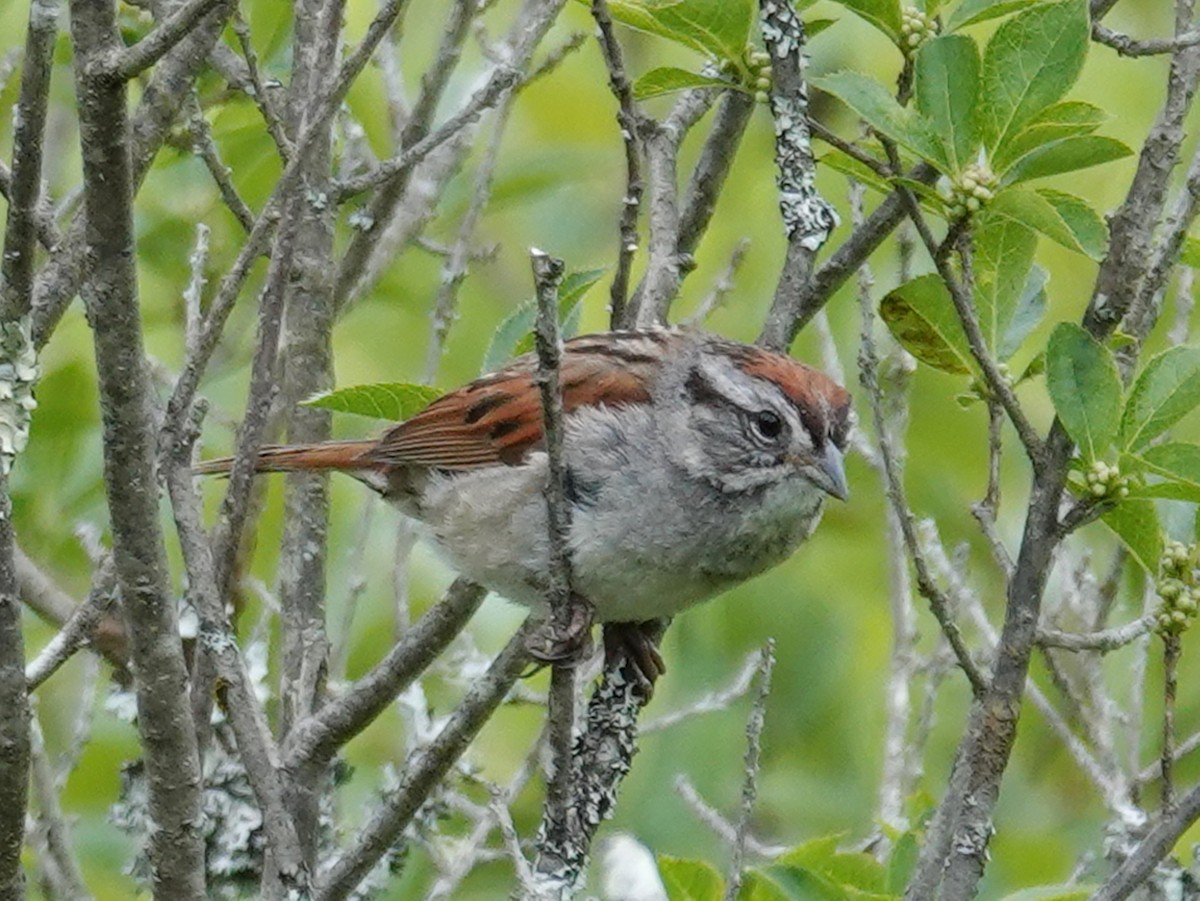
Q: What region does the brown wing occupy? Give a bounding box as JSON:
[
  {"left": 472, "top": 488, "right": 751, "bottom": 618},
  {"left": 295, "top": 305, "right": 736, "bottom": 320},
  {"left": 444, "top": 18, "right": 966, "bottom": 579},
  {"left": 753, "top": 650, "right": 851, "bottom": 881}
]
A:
[{"left": 364, "top": 331, "right": 672, "bottom": 469}]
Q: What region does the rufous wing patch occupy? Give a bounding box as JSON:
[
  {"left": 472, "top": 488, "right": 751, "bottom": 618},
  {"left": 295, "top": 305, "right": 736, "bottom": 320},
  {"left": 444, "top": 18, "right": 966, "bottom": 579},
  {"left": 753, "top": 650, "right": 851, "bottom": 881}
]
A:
[{"left": 365, "top": 337, "right": 657, "bottom": 470}]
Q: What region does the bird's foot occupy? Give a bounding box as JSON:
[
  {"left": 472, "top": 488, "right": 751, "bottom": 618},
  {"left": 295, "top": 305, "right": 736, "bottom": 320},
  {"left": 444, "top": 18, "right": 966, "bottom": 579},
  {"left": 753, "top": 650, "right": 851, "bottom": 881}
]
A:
[
  {"left": 525, "top": 594, "right": 595, "bottom": 668},
  {"left": 603, "top": 620, "right": 667, "bottom": 699}
]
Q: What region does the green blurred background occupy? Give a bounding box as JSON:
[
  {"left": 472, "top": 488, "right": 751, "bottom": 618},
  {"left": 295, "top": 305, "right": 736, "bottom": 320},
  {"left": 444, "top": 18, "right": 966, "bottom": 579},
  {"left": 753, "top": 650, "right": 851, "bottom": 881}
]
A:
[{"left": 0, "top": 0, "right": 1192, "bottom": 896}]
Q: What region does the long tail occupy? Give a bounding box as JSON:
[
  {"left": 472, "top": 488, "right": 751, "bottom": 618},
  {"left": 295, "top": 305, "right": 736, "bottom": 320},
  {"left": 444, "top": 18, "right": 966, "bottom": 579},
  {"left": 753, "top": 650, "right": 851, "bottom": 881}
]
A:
[{"left": 193, "top": 440, "right": 379, "bottom": 476}]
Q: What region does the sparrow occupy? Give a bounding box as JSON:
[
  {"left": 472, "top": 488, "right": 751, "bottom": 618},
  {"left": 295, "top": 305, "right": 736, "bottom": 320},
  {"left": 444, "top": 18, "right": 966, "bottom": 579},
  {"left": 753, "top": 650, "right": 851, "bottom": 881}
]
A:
[{"left": 197, "top": 329, "right": 851, "bottom": 687}]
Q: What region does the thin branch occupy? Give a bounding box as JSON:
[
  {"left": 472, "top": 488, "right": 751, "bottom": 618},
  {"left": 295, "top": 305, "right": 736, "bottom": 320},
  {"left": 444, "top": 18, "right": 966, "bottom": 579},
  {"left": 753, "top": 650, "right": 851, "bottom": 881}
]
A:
[
  {"left": 1036, "top": 616, "right": 1156, "bottom": 653},
  {"left": 895, "top": 192, "right": 1044, "bottom": 463},
  {"left": 25, "top": 560, "right": 118, "bottom": 690},
  {"left": 685, "top": 238, "right": 750, "bottom": 326},
  {"left": 1092, "top": 23, "right": 1200, "bottom": 57},
  {"left": 15, "top": 546, "right": 127, "bottom": 673},
  {"left": 724, "top": 640, "right": 775, "bottom": 901},
  {"left": 1090, "top": 779, "right": 1200, "bottom": 901},
  {"left": 163, "top": 401, "right": 310, "bottom": 892},
  {"left": 111, "top": 0, "right": 227, "bottom": 80},
  {"left": 857, "top": 251, "right": 987, "bottom": 697},
  {"left": 337, "top": 62, "right": 522, "bottom": 195},
  {"left": 760, "top": 163, "right": 936, "bottom": 344},
  {"left": 28, "top": 717, "right": 90, "bottom": 900},
  {"left": 313, "top": 623, "right": 532, "bottom": 901},
  {"left": 284, "top": 578, "right": 486, "bottom": 769},
  {"left": 229, "top": 10, "right": 293, "bottom": 159},
  {"left": 674, "top": 775, "right": 789, "bottom": 858},
  {"left": 530, "top": 249, "right": 590, "bottom": 895},
  {"left": 31, "top": 0, "right": 235, "bottom": 349},
  {"left": 591, "top": 0, "right": 643, "bottom": 329},
  {"left": 1160, "top": 634, "right": 1180, "bottom": 812}
]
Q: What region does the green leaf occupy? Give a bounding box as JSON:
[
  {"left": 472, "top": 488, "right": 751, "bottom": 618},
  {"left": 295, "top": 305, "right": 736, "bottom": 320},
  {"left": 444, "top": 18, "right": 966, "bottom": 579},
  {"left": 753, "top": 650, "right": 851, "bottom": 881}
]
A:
[
  {"left": 1001, "top": 135, "right": 1133, "bottom": 185},
  {"left": 806, "top": 17, "right": 838, "bottom": 37},
  {"left": 738, "top": 871, "right": 794, "bottom": 901},
  {"left": 1102, "top": 499, "right": 1164, "bottom": 574},
  {"left": 980, "top": 0, "right": 1089, "bottom": 155},
  {"left": 811, "top": 72, "right": 949, "bottom": 169},
  {"left": 1127, "top": 443, "right": 1200, "bottom": 503},
  {"left": 880, "top": 275, "right": 974, "bottom": 374},
  {"left": 818, "top": 148, "right": 894, "bottom": 196},
  {"left": 659, "top": 855, "right": 725, "bottom": 901},
  {"left": 1000, "top": 885, "right": 1098, "bottom": 901},
  {"left": 608, "top": 0, "right": 755, "bottom": 63},
  {"left": 302, "top": 383, "right": 443, "bottom": 421},
  {"left": 973, "top": 214, "right": 1037, "bottom": 356},
  {"left": 992, "top": 100, "right": 1106, "bottom": 171},
  {"left": 633, "top": 66, "right": 738, "bottom": 99},
  {"left": 1119, "top": 346, "right": 1200, "bottom": 451},
  {"left": 999, "top": 265, "right": 1049, "bottom": 360},
  {"left": 987, "top": 187, "right": 1107, "bottom": 258},
  {"left": 1045, "top": 322, "right": 1121, "bottom": 460},
  {"left": 913, "top": 35, "right": 982, "bottom": 172},
  {"left": 776, "top": 835, "right": 888, "bottom": 894},
  {"left": 946, "top": 0, "right": 1044, "bottom": 31},
  {"left": 828, "top": 0, "right": 902, "bottom": 40},
  {"left": 885, "top": 832, "right": 919, "bottom": 895},
  {"left": 480, "top": 268, "right": 606, "bottom": 372}
]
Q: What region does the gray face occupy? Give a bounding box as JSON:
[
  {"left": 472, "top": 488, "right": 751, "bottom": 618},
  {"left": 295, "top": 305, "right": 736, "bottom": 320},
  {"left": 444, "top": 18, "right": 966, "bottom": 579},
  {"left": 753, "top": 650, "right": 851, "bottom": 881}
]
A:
[{"left": 678, "top": 349, "right": 849, "bottom": 499}]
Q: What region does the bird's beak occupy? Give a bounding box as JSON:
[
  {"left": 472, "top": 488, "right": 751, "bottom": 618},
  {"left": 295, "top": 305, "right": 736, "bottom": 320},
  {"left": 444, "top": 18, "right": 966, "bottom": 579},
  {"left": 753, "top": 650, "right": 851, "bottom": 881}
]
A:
[{"left": 815, "top": 444, "right": 849, "bottom": 501}]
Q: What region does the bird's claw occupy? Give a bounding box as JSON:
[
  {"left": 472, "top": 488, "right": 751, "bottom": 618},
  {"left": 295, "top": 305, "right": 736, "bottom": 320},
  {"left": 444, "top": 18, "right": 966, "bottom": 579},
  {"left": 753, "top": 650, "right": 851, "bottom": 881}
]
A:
[
  {"left": 525, "top": 595, "right": 595, "bottom": 667},
  {"left": 603, "top": 620, "right": 667, "bottom": 700}
]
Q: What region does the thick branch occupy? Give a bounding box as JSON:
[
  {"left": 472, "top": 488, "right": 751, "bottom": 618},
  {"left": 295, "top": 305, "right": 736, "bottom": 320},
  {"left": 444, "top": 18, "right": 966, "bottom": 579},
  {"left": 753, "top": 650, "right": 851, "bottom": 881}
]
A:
[{"left": 68, "top": 0, "right": 206, "bottom": 894}]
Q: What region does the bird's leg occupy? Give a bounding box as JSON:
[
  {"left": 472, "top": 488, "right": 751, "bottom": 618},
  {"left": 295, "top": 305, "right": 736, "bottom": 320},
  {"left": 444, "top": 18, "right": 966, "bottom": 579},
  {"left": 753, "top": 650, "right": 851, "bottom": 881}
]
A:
[
  {"left": 525, "top": 592, "right": 595, "bottom": 666},
  {"left": 602, "top": 620, "right": 667, "bottom": 697}
]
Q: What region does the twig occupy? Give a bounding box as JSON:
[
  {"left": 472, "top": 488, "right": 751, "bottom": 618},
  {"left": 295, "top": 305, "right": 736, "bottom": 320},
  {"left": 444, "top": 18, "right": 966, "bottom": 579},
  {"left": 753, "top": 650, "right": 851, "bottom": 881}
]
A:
[
  {"left": 674, "top": 775, "right": 788, "bottom": 858},
  {"left": 15, "top": 546, "right": 127, "bottom": 672},
  {"left": 284, "top": 578, "right": 487, "bottom": 769},
  {"left": 163, "top": 400, "right": 310, "bottom": 892},
  {"left": 424, "top": 732, "right": 542, "bottom": 900},
  {"left": 182, "top": 95, "right": 256, "bottom": 231},
  {"left": 895, "top": 189, "right": 1043, "bottom": 463},
  {"left": 0, "top": 2, "right": 56, "bottom": 881},
  {"left": 313, "top": 623, "right": 532, "bottom": 901},
  {"left": 759, "top": 163, "right": 936, "bottom": 345},
  {"left": 229, "top": 9, "right": 293, "bottom": 158},
  {"left": 643, "top": 649, "right": 762, "bottom": 733},
  {"left": 336, "top": 71, "right": 519, "bottom": 203},
  {"left": 1090, "top": 779, "right": 1200, "bottom": 901},
  {"left": 529, "top": 249, "right": 589, "bottom": 897},
  {"left": 25, "top": 560, "right": 118, "bottom": 690},
  {"left": 423, "top": 88, "right": 516, "bottom": 380},
  {"left": 591, "top": 0, "right": 643, "bottom": 329},
  {"left": 1160, "top": 633, "right": 1180, "bottom": 812},
  {"left": 31, "top": 0, "right": 234, "bottom": 349},
  {"left": 724, "top": 640, "right": 775, "bottom": 901},
  {"left": 857, "top": 246, "right": 987, "bottom": 697},
  {"left": 111, "top": 0, "right": 226, "bottom": 79},
  {"left": 28, "top": 717, "right": 90, "bottom": 900},
  {"left": 685, "top": 239, "right": 750, "bottom": 326},
  {"left": 677, "top": 90, "right": 756, "bottom": 259},
  {"left": 755, "top": 0, "right": 839, "bottom": 352},
  {"left": 1036, "top": 616, "right": 1156, "bottom": 652},
  {"left": 1093, "top": 23, "right": 1200, "bottom": 57}
]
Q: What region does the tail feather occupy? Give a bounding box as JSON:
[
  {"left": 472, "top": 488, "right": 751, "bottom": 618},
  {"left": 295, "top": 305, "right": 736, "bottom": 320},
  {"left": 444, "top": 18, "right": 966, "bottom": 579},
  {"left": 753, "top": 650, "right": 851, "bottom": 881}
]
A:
[{"left": 193, "top": 440, "right": 378, "bottom": 476}]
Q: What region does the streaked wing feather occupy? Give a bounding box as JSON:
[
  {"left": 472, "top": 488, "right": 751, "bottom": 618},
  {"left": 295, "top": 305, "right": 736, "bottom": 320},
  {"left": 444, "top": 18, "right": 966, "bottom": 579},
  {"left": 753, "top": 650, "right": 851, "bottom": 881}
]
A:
[{"left": 365, "top": 334, "right": 664, "bottom": 470}]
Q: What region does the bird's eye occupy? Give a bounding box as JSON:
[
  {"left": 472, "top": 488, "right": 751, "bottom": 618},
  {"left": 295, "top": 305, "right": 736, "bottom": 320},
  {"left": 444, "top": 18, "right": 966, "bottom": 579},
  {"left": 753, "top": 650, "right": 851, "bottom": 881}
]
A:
[{"left": 753, "top": 410, "right": 783, "bottom": 440}]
